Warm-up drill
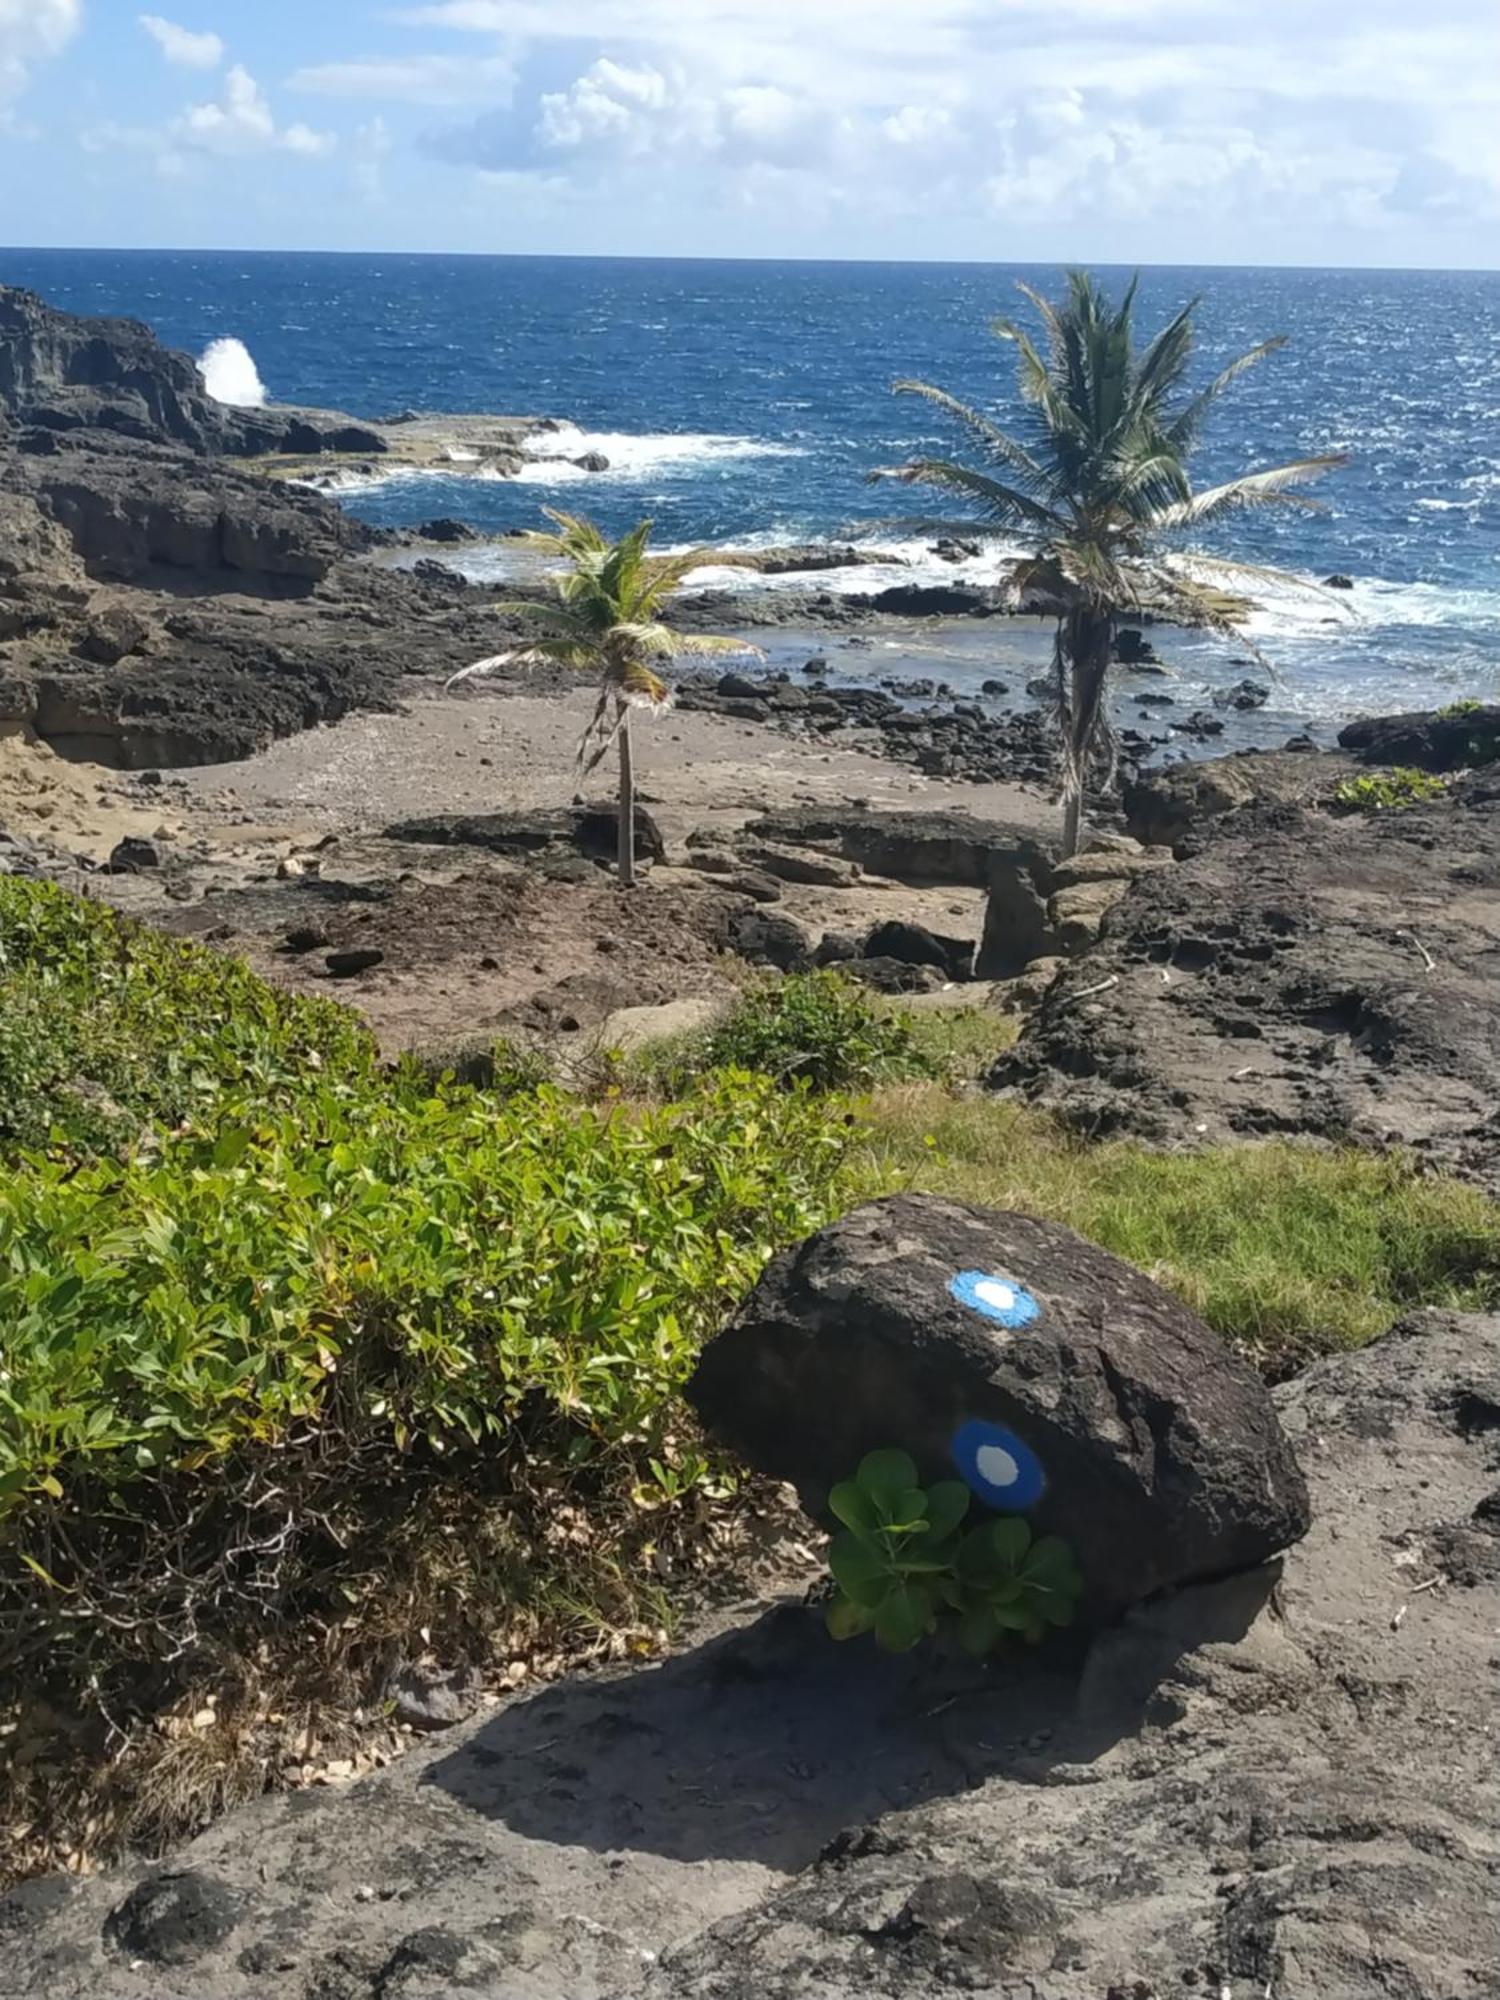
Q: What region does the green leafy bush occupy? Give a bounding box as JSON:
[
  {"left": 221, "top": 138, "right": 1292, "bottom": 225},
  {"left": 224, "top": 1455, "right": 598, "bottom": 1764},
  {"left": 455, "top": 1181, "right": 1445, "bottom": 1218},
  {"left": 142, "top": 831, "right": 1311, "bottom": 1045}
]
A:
[
  {"left": 0, "top": 877, "right": 858, "bottom": 1873},
  {"left": 1332, "top": 768, "right": 1446, "bottom": 813},
  {"left": 657, "top": 971, "right": 940, "bottom": 1093},
  {"left": 825, "top": 1448, "right": 1082, "bottom": 1654},
  {"left": 0, "top": 1073, "right": 849, "bottom": 1522},
  {"left": 0, "top": 876, "right": 378, "bottom": 1151},
  {"left": 1437, "top": 698, "right": 1482, "bottom": 718}
]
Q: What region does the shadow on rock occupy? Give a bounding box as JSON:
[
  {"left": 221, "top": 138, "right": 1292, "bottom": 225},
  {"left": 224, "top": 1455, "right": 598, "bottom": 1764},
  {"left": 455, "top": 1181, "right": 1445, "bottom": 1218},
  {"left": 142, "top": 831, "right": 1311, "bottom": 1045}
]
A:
[{"left": 422, "top": 1580, "right": 1273, "bottom": 1872}]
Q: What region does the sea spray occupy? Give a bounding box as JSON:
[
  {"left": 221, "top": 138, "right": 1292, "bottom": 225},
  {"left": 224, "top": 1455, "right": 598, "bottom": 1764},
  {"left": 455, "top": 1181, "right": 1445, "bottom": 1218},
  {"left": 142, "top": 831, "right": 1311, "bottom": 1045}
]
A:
[{"left": 201, "top": 337, "right": 268, "bottom": 409}]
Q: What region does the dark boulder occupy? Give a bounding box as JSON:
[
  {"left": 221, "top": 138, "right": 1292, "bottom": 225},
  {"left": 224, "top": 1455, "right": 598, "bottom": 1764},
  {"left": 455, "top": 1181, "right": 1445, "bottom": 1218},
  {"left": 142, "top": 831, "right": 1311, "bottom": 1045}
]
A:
[
  {"left": 723, "top": 907, "right": 811, "bottom": 972},
  {"left": 572, "top": 451, "right": 610, "bottom": 473},
  {"left": 715, "top": 672, "right": 762, "bottom": 699},
  {"left": 840, "top": 955, "right": 943, "bottom": 994},
  {"left": 105, "top": 1871, "right": 240, "bottom": 1967},
  {"left": 388, "top": 805, "right": 666, "bottom": 869},
  {"left": 324, "top": 947, "right": 385, "bottom": 979},
  {"left": 1212, "top": 677, "right": 1270, "bottom": 711},
  {"left": 77, "top": 605, "right": 152, "bottom": 665},
  {"left": 1339, "top": 703, "right": 1500, "bottom": 772},
  {"left": 865, "top": 582, "right": 994, "bottom": 617},
  {"left": 688, "top": 1194, "right": 1310, "bottom": 1624},
  {"left": 864, "top": 917, "right": 975, "bottom": 982},
  {"left": 747, "top": 807, "right": 1051, "bottom": 891},
  {"left": 975, "top": 850, "right": 1056, "bottom": 978},
  {"left": 1324, "top": 573, "right": 1355, "bottom": 590},
  {"left": 812, "top": 929, "right": 862, "bottom": 967},
  {"left": 414, "top": 517, "right": 476, "bottom": 544},
  {"left": 107, "top": 835, "right": 161, "bottom": 872},
  {"left": 1114, "top": 626, "right": 1157, "bottom": 665}
]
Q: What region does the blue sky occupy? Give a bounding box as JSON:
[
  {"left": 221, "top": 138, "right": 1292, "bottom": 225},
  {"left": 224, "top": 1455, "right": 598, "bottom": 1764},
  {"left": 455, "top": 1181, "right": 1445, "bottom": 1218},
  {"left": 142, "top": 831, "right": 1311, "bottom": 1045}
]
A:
[{"left": 2, "top": 1, "right": 1498, "bottom": 265}]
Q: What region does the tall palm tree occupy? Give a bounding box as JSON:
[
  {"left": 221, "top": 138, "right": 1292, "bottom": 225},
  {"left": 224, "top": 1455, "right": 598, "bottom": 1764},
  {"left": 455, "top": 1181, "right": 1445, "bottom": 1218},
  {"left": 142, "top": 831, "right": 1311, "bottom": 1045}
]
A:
[
  {"left": 452, "top": 511, "right": 756, "bottom": 885},
  {"left": 876, "top": 271, "right": 1347, "bottom": 855}
]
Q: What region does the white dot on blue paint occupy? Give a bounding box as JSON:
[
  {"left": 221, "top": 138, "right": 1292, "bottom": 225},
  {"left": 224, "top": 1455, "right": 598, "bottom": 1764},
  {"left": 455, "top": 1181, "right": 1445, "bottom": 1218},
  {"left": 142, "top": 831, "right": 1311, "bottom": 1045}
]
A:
[
  {"left": 951, "top": 1419, "right": 1046, "bottom": 1511},
  {"left": 948, "top": 1269, "right": 1041, "bottom": 1330}
]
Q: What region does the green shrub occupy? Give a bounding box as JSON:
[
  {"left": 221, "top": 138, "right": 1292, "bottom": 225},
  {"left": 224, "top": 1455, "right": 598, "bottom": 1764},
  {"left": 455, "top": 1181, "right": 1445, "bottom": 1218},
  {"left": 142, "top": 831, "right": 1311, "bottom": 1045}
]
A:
[
  {"left": 1332, "top": 768, "right": 1446, "bottom": 813},
  {"left": 1437, "top": 698, "right": 1482, "bottom": 718},
  {"left": 0, "top": 878, "right": 858, "bottom": 1874},
  {"left": 652, "top": 971, "right": 941, "bottom": 1093},
  {"left": 0, "top": 877, "right": 378, "bottom": 1151}
]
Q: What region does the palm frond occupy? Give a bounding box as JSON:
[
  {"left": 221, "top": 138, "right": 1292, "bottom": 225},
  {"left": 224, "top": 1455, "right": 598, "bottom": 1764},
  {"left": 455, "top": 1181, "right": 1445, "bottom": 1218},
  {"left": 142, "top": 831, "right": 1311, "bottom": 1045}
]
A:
[
  {"left": 872, "top": 457, "right": 1061, "bottom": 529},
  {"left": 1155, "top": 453, "right": 1348, "bottom": 528},
  {"left": 891, "top": 379, "right": 1047, "bottom": 488},
  {"left": 1163, "top": 337, "right": 1288, "bottom": 452}
]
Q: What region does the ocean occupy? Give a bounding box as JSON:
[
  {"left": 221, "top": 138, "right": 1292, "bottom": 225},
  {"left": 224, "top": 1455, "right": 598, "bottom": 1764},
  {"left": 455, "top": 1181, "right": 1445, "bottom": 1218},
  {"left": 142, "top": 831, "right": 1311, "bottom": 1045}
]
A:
[{"left": 6, "top": 248, "right": 1500, "bottom": 738}]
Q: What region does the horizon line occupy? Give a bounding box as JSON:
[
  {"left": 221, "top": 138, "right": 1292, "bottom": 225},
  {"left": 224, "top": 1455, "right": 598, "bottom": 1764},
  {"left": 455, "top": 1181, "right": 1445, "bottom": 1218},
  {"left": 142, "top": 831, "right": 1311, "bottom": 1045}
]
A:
[{"left": 2, "top": 244, "right": 1498, "bottom": 279}]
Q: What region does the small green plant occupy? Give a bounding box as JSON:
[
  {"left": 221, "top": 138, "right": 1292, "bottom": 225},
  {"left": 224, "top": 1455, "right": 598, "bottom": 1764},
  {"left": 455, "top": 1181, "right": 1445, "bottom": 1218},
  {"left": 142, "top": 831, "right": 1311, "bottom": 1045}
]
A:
[
  {"left": 1333, "top": 767, "right": 1445, "bottom": 813},
  {"left": 824, "top": 1448, "right": 1083, "bottom": 1654},
  {"left": 682, "top": 972, "right": 939, "bottom": 1093},
  {"left": 1437, "top": 698, "right": 1482, "bottom": 718}
]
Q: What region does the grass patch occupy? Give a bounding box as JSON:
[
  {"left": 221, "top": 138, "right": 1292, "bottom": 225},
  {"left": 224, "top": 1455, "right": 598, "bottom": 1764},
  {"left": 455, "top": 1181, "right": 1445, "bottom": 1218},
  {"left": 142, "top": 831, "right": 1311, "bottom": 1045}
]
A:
[
  {"left": 858, "top": 1085, "right": 1500, "bottom": 1375},
  {"left": 1333, "top": 767, "right": 1446, "bottom": 813},
  {"left": 632, "top": 971, "right": 1018, "bottom": 1095},
  {"left": 896, "top": 1000, "right": 1021, "bottom": 1079}
]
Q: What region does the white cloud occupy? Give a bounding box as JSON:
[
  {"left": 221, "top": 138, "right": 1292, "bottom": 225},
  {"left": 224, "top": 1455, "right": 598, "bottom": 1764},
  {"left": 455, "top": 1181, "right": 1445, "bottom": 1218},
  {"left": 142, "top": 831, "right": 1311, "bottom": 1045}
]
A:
[
  {"left": 289, "top": 53, "right": 516, "bottom": 106},
  {"left": 138, "top": 14, "right": 225, "bottom": 70},
  {"left": 176, "top": 65, "right": 334, "bottom": 155},
  {"left": 84, "top": 62, "right": 335, "bottom": 167},
  {"left": 0, "top": 0, "right": 80, "bottom": 102},
  {"left": 409, "top": 0, "right": 1500, "bottom": 255}
]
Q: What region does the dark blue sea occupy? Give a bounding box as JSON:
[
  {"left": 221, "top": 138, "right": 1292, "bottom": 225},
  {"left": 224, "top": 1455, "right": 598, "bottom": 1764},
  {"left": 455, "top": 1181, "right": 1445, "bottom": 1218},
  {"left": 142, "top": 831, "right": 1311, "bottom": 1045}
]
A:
[{"left": 6, "top": 248, "right": 1500, "bottom": 732}]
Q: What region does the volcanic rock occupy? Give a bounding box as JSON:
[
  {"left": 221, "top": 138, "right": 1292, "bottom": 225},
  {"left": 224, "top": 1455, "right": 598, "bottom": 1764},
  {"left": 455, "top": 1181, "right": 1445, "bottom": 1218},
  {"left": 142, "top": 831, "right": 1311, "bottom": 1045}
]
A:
[
  {"left": 1339, "top": 702, "right": 1500, "bottom": 772},
  {"left": 688, "top": 1194, "right": 1309, "bottom": 1623},
  {"left": 996, "top": 777, "right": 1500, "bottom": 1188}
]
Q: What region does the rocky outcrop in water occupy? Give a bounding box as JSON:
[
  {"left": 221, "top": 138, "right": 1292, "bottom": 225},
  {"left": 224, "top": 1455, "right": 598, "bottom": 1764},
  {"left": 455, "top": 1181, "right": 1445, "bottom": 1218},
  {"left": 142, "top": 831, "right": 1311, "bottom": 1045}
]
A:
[{"left": 0, "top": 286, "right": 386, "bottom": 459}]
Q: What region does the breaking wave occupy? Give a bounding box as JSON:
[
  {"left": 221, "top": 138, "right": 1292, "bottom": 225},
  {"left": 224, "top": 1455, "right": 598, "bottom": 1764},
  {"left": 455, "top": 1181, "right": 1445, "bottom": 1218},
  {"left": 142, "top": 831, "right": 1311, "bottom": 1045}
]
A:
[{"left": 201, "top": 337, "right": 268, "bottom": 409}]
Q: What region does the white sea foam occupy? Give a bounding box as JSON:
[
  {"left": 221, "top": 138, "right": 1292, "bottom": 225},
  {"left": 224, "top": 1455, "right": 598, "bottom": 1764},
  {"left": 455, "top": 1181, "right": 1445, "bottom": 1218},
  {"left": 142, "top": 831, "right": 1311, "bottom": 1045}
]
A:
[
  {"left": 510, "top": 421, "right": 803, "bottom": 483},
  {"left": 201, "top": 336, "right": 268, "bottom": 409}
]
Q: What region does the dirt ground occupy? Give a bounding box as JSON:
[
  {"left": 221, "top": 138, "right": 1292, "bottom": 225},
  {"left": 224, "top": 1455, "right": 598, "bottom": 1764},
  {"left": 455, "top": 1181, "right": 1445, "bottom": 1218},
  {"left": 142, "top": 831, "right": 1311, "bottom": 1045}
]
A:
[{"left": 15, "top": 681, "right": 1048, "bottom": 1053}]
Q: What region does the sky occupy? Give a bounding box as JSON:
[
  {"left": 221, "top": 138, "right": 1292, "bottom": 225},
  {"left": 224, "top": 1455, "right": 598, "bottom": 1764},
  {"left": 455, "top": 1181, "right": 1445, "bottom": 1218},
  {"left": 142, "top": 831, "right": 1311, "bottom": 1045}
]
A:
[{"left": 1, "top": 0, "right": 1499, "bottom": 266}]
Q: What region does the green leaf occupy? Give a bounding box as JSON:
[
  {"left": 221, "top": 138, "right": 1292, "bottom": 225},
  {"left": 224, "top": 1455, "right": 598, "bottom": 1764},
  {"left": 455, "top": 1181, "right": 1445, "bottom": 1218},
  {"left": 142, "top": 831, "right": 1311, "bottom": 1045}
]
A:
[
  {"left": 957, "top": 1603, "right": 1003, "bottom": 1657},
  {"left": 1022, "top": 1535, "right": 1084, "bottom": 1595},
  {"left": 856, "top": 1449, "right": 919, "bottom": 1506},
  {"left": 920, "top": 1479, "right": 971, "bottom": 1544},
  {"left": 983, "top": 1516, "right": 1033, "bottom": 1570},
  {"left": 827, "top": 1532, "right": 891, "bottom": 1607},
  {"left": 825, "top": 1593, "right": 875, "bottom": 1642},
  {"left": 873, "top": 1582, "right": 934, "bottom": 1653},
  {"left": 212, "top": 1126, "right": 252, "bottom": 1169},
  {"left": 828, "top": 1478, "right": 875, "bottom": 1537}
]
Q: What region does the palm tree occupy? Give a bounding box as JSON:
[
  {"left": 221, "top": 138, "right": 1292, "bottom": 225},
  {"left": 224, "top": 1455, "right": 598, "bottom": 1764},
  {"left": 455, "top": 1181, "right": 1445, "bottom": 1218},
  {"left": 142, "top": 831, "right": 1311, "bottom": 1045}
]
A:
[
  {"left": 451, "top": 511, "right": 756, "bottom": 886},
  {"left": 876, "top": 271, "right": 1347, "bottom": 855}
]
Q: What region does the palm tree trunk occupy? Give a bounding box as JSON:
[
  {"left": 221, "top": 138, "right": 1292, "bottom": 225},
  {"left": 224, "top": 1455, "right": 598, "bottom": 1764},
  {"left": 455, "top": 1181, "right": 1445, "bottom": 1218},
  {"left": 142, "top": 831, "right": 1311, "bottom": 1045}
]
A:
[
  {"left": 617, "top": 707, "right": 636, "bottom": 888},
  {"left": 1060, "top": 607, "right": 1114, "bottom": 858}
]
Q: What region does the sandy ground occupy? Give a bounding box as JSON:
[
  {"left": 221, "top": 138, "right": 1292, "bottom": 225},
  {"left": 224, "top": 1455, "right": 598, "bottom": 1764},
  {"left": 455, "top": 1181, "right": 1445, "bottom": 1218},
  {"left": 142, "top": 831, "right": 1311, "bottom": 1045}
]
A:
[
  {"left": 176, "top": 677, "right": 1057, "bottom": 848},
  {"left": 0, "top": 729, "right": 192, "bottom": 858},
  {"left": 9, "top": 686, "right": 1057, "bottom": 1055}
]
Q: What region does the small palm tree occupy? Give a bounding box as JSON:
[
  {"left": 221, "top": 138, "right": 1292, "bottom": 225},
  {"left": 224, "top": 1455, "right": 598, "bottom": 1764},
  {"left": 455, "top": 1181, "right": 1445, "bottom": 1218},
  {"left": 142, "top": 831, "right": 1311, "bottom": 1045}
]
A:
[
  {"left": 877, "top": 271, "right": 1347, "bottom": 854},
  {"left": 452, "top": 511, "right": 756, "bottom": 885}
]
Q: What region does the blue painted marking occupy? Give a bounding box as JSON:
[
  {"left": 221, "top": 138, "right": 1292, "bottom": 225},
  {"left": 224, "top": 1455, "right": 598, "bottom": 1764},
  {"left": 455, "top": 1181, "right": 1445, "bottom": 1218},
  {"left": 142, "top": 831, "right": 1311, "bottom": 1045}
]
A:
[
  {"left": 951, "top": 1419, "right": 1046, "bottom": 1511},
  {"left": 948, "top": 1268, "right": 1041, "bottom": 1330}
]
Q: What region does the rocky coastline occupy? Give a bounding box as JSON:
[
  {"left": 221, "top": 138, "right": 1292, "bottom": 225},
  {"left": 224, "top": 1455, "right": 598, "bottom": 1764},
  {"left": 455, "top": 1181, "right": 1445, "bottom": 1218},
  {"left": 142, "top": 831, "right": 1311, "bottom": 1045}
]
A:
[{"left": 5, "top": 282, "right": 1500, "bottom": 2000}]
